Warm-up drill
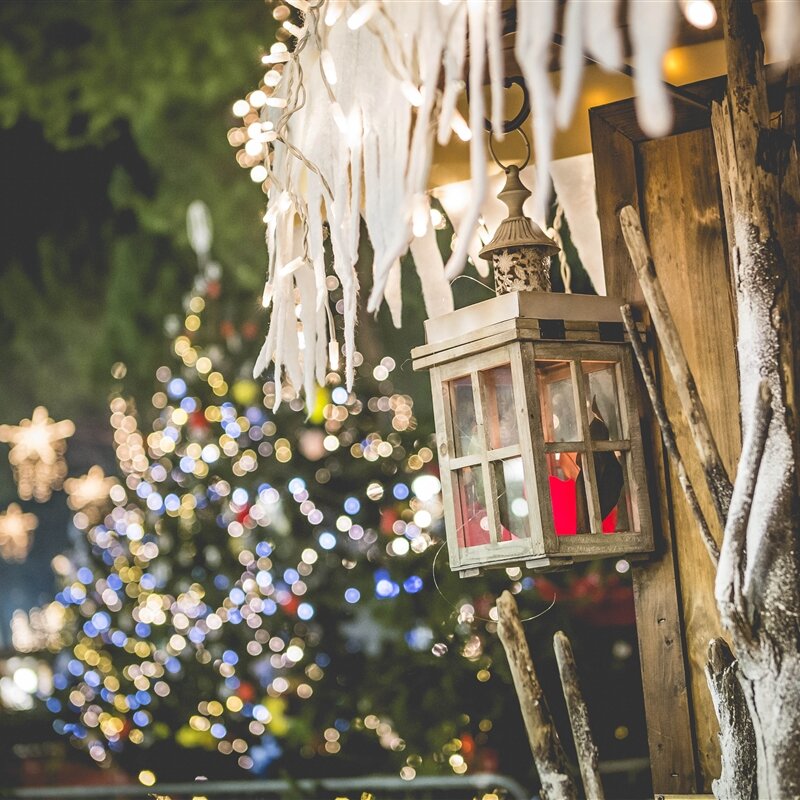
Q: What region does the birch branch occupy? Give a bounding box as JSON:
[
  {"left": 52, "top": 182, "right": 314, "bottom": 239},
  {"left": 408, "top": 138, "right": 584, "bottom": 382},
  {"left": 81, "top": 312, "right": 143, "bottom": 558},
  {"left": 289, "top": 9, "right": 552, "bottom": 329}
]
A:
[
  {"left": 705, "top": 638, "right": 757, "bottom": 800},
  {"left": 621, "top": 304, "right": 719, "bottom": 566},
  {"left": 715, "top": 381, "right": 772, "bottom": 637},
  {"left": 619, "top": 205, "right": 733, "bottom": 526},
  {"left": 496, "top": 591, "right": 577, "bottom": 800},
  {"left": 553, "top": 631, "right": 604, "bottom": 800}
]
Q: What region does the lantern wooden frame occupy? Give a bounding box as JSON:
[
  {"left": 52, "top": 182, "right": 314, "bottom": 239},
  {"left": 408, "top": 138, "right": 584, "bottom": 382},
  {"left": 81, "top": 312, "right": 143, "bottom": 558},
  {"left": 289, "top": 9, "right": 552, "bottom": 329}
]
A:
[{"left": 412, "top": 291, "right": 654, "bottom": 577}]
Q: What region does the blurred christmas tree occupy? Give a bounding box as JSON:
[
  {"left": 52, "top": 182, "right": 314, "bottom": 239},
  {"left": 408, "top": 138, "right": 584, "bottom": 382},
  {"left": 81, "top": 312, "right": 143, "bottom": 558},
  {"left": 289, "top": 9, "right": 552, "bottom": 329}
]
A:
[{"left": 43, "top": 202, "right": 558, "bottom": 783}]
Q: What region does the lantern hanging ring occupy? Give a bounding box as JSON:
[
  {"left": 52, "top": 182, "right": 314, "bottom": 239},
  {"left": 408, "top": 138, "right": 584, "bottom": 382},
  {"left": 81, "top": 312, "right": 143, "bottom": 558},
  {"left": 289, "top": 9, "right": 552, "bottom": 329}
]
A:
[{"left": 488, "top": 127, "right": 531, "bottom": 173}]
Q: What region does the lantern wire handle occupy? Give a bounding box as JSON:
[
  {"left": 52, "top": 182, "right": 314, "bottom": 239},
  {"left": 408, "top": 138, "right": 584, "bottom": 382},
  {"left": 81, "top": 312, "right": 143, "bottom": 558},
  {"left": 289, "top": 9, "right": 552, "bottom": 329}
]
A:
[
  {"left": 431, "top": 540, "right": 557, "bottom": 625},
  {"left": 488, "top": 126, "right": 531, "bottom": 172}
]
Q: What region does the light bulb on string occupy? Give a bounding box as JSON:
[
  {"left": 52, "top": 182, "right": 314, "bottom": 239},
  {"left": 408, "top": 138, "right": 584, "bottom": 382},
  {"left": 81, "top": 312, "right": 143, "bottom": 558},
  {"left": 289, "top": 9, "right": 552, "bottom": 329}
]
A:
[
  {"left": 680, "top": 0, "right": 717, "bottom": 29},
  {"left": 320, "top": 50, "right": 338, "bottom": 86},
  {"left": 325, "top": 0, "right": 345, "bottom": 26},
  {"left": 347, "top": 0, "right": 378, "bottom": 30}
]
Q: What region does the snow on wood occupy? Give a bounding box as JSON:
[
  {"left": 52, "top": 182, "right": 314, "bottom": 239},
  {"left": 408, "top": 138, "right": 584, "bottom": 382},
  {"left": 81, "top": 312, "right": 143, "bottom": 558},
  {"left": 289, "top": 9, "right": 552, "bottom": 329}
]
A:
[{"left": 704, "top": 638, "right": 757, "bottom": 800}]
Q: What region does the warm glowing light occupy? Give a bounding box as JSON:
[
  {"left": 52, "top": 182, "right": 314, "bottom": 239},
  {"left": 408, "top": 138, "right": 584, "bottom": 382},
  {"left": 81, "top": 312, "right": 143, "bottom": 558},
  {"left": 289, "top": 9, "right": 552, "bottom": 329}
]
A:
[
  {"left": 411, "top": 194, "right": 430, "bottom": 238},
  {"left": 450, "top": 110, "right": 472, "bottom": 142},
  {"left": 138, "top": 770, "right": 156, "bottom": 787},
  {"left": 331, "top": 102, "right": 348, "bottom": 134},
  {"left": 429, "top": 207, "right": 446, "bottom": 230},
  {"left": 232, "top": 99, "right": 251, "bottom": 117},
  {"left": 0, "top": 504, "right": 37, "bottom": 563},
  {"left": 347, "top": 0, "right": 378, "bottom": 30},
  {"left": 325, "top": 0, "right": 346, "bottom": 25},
  {"left": 400, "top": 81, "right": 423, "bottom": 107},
  {"left": 681, "top": 0, "right": 717, "bottom": 29},
  {"left": 283, "top": 20, "right": 304, "bottom": 39},
  {"left": 328, "top": 341, "right": 340, "bottom": 371},
  {"left": 250, "top": 165, "right": 269, "bottom": 183},
  {"left": 13, "top": 666, "right": 38, "bottom": 694},
  {"left": 245, "top": 139, "right": 264, "bottom": 157},
  {"left": 64, "top": 466, "right": 118, "bottom": 517},
  {"left": 320, "top": 49, "right": 338, "bottom": 86},
  {"left": 0, "top": 407, "right": 75, "bottom": 501},
  {"left": 250, "top": 89, "right": 268, "bottom": 108}
]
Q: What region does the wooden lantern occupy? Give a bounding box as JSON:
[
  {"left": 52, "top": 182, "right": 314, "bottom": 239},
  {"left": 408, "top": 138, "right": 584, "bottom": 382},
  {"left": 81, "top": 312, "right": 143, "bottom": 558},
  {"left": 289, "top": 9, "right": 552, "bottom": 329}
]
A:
[
  {"left": 411, "top": 292, "right": 654, "bottom": 576},
  {"left": 412, "top": 153, "right": 652, "bottom": 576}
]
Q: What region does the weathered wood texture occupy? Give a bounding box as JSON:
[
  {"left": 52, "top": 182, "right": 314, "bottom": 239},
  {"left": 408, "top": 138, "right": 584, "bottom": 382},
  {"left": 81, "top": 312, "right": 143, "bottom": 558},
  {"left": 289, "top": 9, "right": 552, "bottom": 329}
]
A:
[
  {"left": 553, "top": 631, "right": 604, "bottom": 800},
  {"left": 638, "top": 127, "right": 742, "bottom": 790},
  {"left": 705, "top": 641, "right": 757, "bottom": 800},
  {"left": 495, "top": 591, "right": 577, "bottom": 800},
  {"left": 620, "top": 304, "right": 719, "bottom": 567},
  {"left": 709, "top": 1, "right": 800, "bottom": 796},
  {"left": 618, "top": 203, "right": 733, "bottom": 525},
  {"left": 592, "top": 100, "right": 742, "bottom": 791}
]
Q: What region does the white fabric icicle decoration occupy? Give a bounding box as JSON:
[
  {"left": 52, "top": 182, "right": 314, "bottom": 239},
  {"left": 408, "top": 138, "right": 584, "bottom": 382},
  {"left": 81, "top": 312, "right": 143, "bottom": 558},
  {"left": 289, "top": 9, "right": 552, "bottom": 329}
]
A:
[{"left": 250, "top": 0, "right": 800, "bottom": 405}]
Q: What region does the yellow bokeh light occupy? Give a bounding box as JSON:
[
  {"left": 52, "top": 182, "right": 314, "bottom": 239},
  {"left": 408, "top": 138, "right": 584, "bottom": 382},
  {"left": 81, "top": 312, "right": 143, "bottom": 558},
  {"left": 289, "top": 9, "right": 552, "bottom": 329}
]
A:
[{"left": 138, "top": 770, "right": 156, "bottom": 787}]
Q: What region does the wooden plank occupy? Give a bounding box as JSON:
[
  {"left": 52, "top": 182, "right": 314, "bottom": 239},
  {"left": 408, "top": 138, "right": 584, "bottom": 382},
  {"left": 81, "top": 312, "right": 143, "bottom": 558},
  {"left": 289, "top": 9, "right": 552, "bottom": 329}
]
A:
[
  {"left": 593, "top": 102, "right": 698, "bottom": 794},
  {"left": 638, "top": 127, "right": 741, "bottom": 790},
  {"left": 589, "top": 109, "right": 644, "bottom": 306}
]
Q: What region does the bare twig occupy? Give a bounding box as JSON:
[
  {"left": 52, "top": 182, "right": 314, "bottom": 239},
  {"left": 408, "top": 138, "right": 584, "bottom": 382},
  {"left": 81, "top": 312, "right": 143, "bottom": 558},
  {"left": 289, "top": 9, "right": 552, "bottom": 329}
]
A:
[
  {"left": 705, "top": 638, "right": 757, "bottom": 800},
  {"left": 715, "top": 381, "right": 772, "bottom": 636},
  {"left": 496, "top": 591, "right": 577, "bottom": 800},
  {"left": 553, "top": 631, "right": 605, "bottom": 800},
  {"left": 619, "top": 205, "right": 733, "bottom": 525},
  {"left": 621, "top": 304, "right": 719, "bottom": 566}
]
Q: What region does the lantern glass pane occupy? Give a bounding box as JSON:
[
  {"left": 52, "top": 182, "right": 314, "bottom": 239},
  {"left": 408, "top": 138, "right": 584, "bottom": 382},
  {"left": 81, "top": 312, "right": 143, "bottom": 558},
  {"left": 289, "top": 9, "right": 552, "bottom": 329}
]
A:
[
  {"left": 536, "top": 361, "right": 580, "bottom": 443},
  {"left": 454, "top": 466, "right": 489, "bottom": 548},
  {"left": 449, "top": 375, "right": 480, "bottom": 457},
  {"left": 493, "top": 457, "right": 530, "bottom": 540},
  {"left": 582, "top": 362, "right": 623, "bottom": 442},
  {"left": 589, "top": 447, "right": 627, "bottom": 532},
  {"left": 615, "top": 452, "right": 639, "bottom": 532},
  {"left": 545, "top": 451, "right": 590, "bottom": 535},
  {"left": 482, "top": 364, "right": 518, "bottom": 450}
]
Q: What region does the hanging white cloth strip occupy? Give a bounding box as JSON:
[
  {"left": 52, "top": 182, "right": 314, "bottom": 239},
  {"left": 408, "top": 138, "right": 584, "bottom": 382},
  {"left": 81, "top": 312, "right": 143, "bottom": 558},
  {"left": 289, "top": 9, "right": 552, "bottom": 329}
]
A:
[{"left": 252, "top": 0, "right": 800, "bottom": 402}]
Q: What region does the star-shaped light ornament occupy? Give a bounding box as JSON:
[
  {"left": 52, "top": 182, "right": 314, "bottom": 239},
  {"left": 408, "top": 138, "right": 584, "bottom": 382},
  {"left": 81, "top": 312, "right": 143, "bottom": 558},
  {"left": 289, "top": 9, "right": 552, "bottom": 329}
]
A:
[
  {"left": 0, "top": 407, "right": 75, "bottom": 501},
  {"left": 0, "top": 504, "right": 38, "bottom": 562},
  {"left": 64, "top": 466, "right": 118, "bottom": 523}
]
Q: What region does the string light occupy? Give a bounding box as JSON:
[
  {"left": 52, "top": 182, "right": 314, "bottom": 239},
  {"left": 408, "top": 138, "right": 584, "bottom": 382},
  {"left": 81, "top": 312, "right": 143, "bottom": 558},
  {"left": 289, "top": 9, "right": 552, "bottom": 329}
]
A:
[
  {"left": 0, "top": 503, "right": 38, "bottom": 563},
  {"left": 0, "top": 406, "right": 75, "bottom": 501},
  {"left": 346, "top": 0, "right": 378, "bottom": 30},
  {"left": 65, "top": 466, "right": 118, "bottom": 522},
  {"left": 680, "top": 0, "right": 717, "bottom": 30}
]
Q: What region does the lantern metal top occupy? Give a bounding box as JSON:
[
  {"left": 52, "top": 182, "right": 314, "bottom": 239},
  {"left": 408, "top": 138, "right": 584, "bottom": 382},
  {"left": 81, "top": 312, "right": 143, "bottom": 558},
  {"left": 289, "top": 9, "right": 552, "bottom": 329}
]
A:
[{"left": 478, "top": 165, "right": 560, "bottom": 263}]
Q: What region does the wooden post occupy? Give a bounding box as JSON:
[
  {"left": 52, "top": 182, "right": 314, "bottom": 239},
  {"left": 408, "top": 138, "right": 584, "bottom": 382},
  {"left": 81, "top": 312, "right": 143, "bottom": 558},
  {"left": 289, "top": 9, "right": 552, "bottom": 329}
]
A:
[
  {"left": 495, "top": 591, "right": 577, "bottom": 800},
  {"left": 553, "top": 631, "right": 604, "bottom": 800}
]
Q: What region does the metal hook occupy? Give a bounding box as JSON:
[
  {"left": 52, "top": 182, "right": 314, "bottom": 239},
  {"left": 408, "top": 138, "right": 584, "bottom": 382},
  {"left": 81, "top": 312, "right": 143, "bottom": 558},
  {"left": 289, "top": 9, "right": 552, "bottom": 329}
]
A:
[{"left": 488, "top": 126, "right": 531, "bottom": 172}]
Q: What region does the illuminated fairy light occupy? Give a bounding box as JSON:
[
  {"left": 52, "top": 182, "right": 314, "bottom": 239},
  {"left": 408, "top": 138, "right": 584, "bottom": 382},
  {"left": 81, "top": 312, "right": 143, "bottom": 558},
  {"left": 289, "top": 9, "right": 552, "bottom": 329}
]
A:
[
  {"left": 0, "top": 406, "right": 75, "bottom": 501},
  {"left": 347, "top": 0, "right": 378, "bottom": 30},
  {"left": 0, "top": 503, "right": 38, "bottom": 563},
  {"left": 680, "top": 0, "right": 717, "bottom": 30},
  {"left": 64, "top": 466, "right": 118, "bottom": 520},
  {"left": 11, "top": 602, "right": 67, "bottom": 653}
]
